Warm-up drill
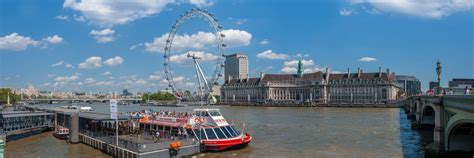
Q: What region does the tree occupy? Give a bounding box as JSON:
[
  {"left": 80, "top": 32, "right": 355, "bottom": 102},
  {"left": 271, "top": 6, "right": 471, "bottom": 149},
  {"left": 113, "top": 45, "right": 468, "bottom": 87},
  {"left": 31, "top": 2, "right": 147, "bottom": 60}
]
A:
[
  {"left": 0, "top": 88, "right": 21, "bottom": 104},
  {"left": 143, "top": 92, "right": 176, "bottom": 101}
]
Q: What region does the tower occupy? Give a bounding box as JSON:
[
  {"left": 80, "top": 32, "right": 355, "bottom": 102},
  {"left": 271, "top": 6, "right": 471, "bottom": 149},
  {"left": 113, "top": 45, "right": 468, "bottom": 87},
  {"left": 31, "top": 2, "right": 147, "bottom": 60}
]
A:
[
  {"left": 224, "top": 53, "right": 248, "bottom": 81},
  {"left": 297, "top": 60, "right": 303, "bottom": 78}
]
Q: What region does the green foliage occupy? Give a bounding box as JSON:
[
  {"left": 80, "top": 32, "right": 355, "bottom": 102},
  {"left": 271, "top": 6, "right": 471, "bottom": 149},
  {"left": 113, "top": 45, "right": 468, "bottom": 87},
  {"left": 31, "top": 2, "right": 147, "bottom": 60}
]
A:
[
  {"left": 0, "top": 88, "right": 21, "bottom": 104},
  {"left": 143, "top": 92, "right": 176, "bottom": 101},
  {"left": 213, "top": 95, "right": 220, "bottom": 103}
]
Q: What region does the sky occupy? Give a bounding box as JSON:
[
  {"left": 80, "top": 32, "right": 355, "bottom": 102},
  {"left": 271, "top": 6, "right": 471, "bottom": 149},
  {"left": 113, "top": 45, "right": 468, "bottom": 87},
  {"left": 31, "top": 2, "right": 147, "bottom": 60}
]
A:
[{"left": 0, "top": 0, "right": 473, "bottom": 93}]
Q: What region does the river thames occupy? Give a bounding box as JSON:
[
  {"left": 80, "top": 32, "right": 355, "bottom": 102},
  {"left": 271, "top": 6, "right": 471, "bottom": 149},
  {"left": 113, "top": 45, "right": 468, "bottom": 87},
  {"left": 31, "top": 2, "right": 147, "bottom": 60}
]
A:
[{"left": 5, "top": 104, "right": 429, "bottom": 158}]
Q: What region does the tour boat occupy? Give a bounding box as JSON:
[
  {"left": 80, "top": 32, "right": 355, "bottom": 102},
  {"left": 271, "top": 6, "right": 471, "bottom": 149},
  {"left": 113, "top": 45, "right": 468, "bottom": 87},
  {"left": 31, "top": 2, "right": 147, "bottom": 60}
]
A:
[
  {"left": 53, "top": 126, "right": 69, "bottom": 140},
  {"left": 138, "top": 109, "right": 252, "bottom": 151}
]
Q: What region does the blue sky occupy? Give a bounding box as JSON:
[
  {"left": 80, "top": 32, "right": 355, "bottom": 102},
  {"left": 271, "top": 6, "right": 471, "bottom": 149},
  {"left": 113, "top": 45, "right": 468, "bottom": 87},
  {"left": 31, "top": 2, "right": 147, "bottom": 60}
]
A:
[{"left": 0, "top": 0, "right": 473, "bottom": 92}]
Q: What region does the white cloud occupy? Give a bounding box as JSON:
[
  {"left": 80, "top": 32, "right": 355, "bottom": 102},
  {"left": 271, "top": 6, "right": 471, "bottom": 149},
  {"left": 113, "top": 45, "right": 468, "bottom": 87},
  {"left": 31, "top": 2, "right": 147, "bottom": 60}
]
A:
[
  {"left": 283, "top": 59, "right": 315, "bottom": 67},
  {"left": 295, "top": 53, "right": 310, "bottom": 58},
  {"left": 169, "top": 51, "right": 218, "bottom": 64},
  {"left": 90, "top": 28, "right": 115, "bottom": 43},
  {"left": 79, "top": 56, "right": 102, "bottom": 69},
  {"left": 359, "top": 56, "right": 377, "bottom": 62},
  {"left": 73, "top": 14, "right": 85, "bottom": 22},
  {"left": 0, "top": 33, "right": 63, "bottom": 51},
  {"left": 339, "top": 8, "right": 353, "bottom": 16},
  {"left": 55, "top": 75, "right": 79, "bottom": 82},
  {"left": 51, "top": 61, "right": 64, "bottom": 67},
  {"left": 236, "top": 19, "right": 247, "bottom": 25},
  {"left": 257, "top": 50, "right": 289, "bottom": 60},
  {"left": 43, "top": 35, "right": 63, "bottom": 44},
  {"left": 56, "top": 15, "right": 68, "bottom": 20},
  {"left": 65, "top": 64, "right": 73, "bottom": 68},
  {"left": 135, "top": 79, "right": 148, "bottom": 85},
  {"left": 259, "top": 39, "right": 270, "bottom": 45},
  {"left": 96, "top": 81, "right": 115, "bottom": 86},
  {"left": 63, "top": 0, "right": 174, "bottom": 26},
  {"left": 103, "top": 71, "right": 112, "bottom": 76},
  {"left": 84, "top": 78, "right": 96, "bottom": 84},
  {"left": 280, "top": 67, "right": 298, "bottom": 74},
  {"left": 189, "top": 0, "right": 213, "bottom": 7},
  {"left": 348, "top": 0, "right": 473, "bottom": 19},
  {"left": 280, "top": 59, "right": 326, "bottom": 74},
  {"left": 0, "top": 33, "right": 40, "bottom": 51},
  {"left": 130, "top": 43, "right": 143, "bottom": 50},
  {"left": 148, "top": 75, "right": 161, "bottom": 80},
  {"left": 104, "top": 56, "right": 124, "bottom": 66},
  {"left": 144, "top": 29, "right": 252, "bottom": 53}
]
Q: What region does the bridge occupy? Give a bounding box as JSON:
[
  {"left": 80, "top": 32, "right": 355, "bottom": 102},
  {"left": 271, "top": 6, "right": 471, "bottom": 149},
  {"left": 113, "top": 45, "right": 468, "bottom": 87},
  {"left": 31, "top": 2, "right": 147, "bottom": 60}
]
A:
[{"left": 403, "top": 95, "right": 474, "bottom": 154}]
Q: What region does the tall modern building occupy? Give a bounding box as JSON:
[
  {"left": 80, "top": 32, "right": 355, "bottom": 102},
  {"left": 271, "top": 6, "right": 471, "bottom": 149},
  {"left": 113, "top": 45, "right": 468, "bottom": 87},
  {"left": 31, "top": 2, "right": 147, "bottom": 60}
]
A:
[
  {"left": 396, "top": 75, "right": 421, "bottom": 97},
  {"left": 224, "top": 53, "right": 248, "bottom": 81}
]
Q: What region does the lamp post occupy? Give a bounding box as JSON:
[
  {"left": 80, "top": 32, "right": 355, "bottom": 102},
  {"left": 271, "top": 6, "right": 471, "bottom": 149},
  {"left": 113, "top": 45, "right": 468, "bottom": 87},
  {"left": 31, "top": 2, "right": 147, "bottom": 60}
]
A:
[{"left": 436, "top": 61, "right": 442, "bottom": 95}]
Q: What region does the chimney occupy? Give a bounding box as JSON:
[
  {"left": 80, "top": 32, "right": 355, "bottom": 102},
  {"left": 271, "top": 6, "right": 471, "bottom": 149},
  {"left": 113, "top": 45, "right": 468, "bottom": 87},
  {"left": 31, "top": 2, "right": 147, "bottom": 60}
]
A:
[
  {"left": 347, "top": 68, "right": 350, "bottom": 78},
  {"left": 379, "top": 67, "right": 382, "bottom": 78},
  {"left": 357, "top": 68, "right": 361, "bottom": 78},
  {"left": 386, "top": 69, "right": 390, "bottom": 77},
  {"left": 358, "top": 69, "right": 363, "bottom": 78},
  {"left": 325, "top": 67, "right": 330, "bottom": 81}
]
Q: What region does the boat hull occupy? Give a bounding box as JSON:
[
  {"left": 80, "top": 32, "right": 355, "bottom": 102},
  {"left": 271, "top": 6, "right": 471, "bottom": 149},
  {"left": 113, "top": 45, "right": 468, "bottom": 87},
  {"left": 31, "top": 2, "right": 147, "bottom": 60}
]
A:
[
  {"left": 53, "top": 133, "right": 68, "bottom": 140},
  {"left": 202, "top": 133, "right": 252, "bottom": 151}
]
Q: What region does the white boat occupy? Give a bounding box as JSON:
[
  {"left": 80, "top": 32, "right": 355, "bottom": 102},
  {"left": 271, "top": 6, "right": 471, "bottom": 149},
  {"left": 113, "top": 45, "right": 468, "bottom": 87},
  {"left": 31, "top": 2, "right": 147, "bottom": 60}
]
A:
[{"left": 79, "top": 106, "right": 94, "bottom": 111}]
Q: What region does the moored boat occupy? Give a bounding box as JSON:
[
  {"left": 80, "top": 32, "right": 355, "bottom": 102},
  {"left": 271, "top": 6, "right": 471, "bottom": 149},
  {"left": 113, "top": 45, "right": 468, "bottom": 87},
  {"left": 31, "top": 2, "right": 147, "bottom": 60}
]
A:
[
  {"left": 138, "top": 108, "right": 252, "bottom": 151},
  {"left": 53, "top": 127, "right": 69, "bottom": 140}
]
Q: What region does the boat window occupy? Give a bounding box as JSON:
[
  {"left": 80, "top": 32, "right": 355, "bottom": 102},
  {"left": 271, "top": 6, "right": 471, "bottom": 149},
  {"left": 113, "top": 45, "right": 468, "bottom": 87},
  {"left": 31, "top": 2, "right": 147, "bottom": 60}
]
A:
[
  {"left": 208, "top": 111, "right": 221, "bottom": 116},
  {"left": 204, "top": 128, "right": 217, "bottom": 139},
  {"left": 214, "top": 127, "right": 226, "bottom": 139},
  {"left": 231, "top": 125, "right": 241, "bottom": 136},
  {"left": 220, "top": 126, "right": 232, "bottom": 138},
  {"left": 193, "top": 129, "right": 206, "bottom": 140},
  {"left": 224, "top": 126, "right": 236, "bottom": 137}
]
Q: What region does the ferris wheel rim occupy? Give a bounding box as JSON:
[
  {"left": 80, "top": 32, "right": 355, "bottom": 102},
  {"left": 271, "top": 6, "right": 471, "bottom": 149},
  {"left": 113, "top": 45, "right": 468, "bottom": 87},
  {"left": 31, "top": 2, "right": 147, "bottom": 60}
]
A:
[{"left": 163, "top": 8, "right": 226, "bottom": 98}]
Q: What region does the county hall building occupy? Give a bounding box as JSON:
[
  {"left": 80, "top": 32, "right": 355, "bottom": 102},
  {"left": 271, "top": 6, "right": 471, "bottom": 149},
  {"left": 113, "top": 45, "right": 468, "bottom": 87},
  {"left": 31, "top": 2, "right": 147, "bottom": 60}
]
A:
[{"left": 220, "top": 56, "right": 401, "bottom": 105}]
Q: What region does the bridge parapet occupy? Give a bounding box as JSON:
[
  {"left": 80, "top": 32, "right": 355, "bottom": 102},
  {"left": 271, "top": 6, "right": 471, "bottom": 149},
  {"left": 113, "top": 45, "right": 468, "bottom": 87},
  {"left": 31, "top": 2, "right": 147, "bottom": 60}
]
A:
[{"left": 403, "top": 95, "right": 474, "bottom": 155}]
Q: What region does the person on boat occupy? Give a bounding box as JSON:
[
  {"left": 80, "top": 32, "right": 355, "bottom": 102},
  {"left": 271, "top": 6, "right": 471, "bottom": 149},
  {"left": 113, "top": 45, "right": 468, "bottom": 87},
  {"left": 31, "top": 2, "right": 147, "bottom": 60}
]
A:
[{"left": 155, "top": 130, "right": 160, "bottom": 142}]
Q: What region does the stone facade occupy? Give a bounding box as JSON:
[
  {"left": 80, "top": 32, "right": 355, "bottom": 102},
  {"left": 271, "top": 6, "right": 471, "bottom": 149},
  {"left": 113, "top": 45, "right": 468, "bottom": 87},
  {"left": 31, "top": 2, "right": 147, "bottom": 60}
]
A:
[{"left": 221, "top": 68, "right": 401, "bottom": 105}]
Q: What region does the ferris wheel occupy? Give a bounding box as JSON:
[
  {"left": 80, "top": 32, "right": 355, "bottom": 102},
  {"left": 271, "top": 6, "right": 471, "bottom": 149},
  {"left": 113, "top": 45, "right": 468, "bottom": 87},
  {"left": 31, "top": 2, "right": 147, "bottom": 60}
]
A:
[{"left": 163, "top": 8, "right": 226, "bottom": 104}]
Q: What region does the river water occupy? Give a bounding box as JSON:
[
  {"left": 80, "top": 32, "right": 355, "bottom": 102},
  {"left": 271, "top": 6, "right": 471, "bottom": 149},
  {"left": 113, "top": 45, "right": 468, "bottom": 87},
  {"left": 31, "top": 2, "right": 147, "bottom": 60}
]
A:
[{"left": 5, "top": 104, "right": 427, "bottom": 158}]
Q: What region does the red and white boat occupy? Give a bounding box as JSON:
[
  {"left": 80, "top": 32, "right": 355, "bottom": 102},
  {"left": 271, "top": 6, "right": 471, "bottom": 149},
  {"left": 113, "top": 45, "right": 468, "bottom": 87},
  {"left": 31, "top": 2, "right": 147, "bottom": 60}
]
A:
[
  {"left": 138, "top": 108, "right": 252, "bottom": 151},
  {"left": 53, "top": 126, "right": 69, "bottom": 140}
]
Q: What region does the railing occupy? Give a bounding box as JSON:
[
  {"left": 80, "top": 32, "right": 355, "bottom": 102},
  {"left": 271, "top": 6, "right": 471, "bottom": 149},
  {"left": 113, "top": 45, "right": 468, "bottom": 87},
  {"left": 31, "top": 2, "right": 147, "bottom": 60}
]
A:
[{"left": 79, "top": 129, "right": 199, "bottom": 153}]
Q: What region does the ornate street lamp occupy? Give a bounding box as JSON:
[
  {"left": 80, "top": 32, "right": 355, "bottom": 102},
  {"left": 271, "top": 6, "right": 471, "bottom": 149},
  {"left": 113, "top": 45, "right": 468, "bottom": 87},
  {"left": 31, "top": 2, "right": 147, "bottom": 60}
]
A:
[{"left": 436, "top": 61, "right": 442, "bottom": 95}]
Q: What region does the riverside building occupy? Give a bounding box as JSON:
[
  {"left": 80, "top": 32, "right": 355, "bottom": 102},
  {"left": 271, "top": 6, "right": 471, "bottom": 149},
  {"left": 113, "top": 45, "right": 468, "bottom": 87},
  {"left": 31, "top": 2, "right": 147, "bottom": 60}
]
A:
[{"left": 220, "top": 61, "right": 401, "bottom": 105}]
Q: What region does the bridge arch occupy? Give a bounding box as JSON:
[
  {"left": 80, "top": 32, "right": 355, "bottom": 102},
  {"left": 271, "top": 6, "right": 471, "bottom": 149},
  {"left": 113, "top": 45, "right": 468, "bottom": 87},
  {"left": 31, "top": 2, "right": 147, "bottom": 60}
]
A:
[
  {"left": 445, "top": 117, "right": 474, "bottom": 152},
  {"left": 421, "top": 103, "right": 436, "bottom": 128}
]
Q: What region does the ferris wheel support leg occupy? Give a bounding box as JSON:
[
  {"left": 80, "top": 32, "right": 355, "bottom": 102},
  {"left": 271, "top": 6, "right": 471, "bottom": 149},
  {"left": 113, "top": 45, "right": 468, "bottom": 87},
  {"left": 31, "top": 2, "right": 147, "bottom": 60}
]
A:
[
  {"left": 196, "top": 61, "right": 210, "bottom": 90},
  {"left": 193, "top": 60, "right": 204, "bottom": 106}
]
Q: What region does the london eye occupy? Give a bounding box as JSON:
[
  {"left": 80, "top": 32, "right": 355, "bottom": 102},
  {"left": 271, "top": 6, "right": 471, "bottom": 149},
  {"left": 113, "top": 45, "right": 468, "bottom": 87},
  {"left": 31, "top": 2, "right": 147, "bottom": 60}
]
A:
[{"left": 163, "top": 8, "right": 226, "bottom": 105}]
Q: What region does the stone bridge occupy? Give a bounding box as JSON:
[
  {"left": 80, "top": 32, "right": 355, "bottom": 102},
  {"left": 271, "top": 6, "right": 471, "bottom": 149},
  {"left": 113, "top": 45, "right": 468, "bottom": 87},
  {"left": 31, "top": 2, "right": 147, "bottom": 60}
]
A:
[{"left": 403, "top": 95, "right": 474, "bottom": 154}]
